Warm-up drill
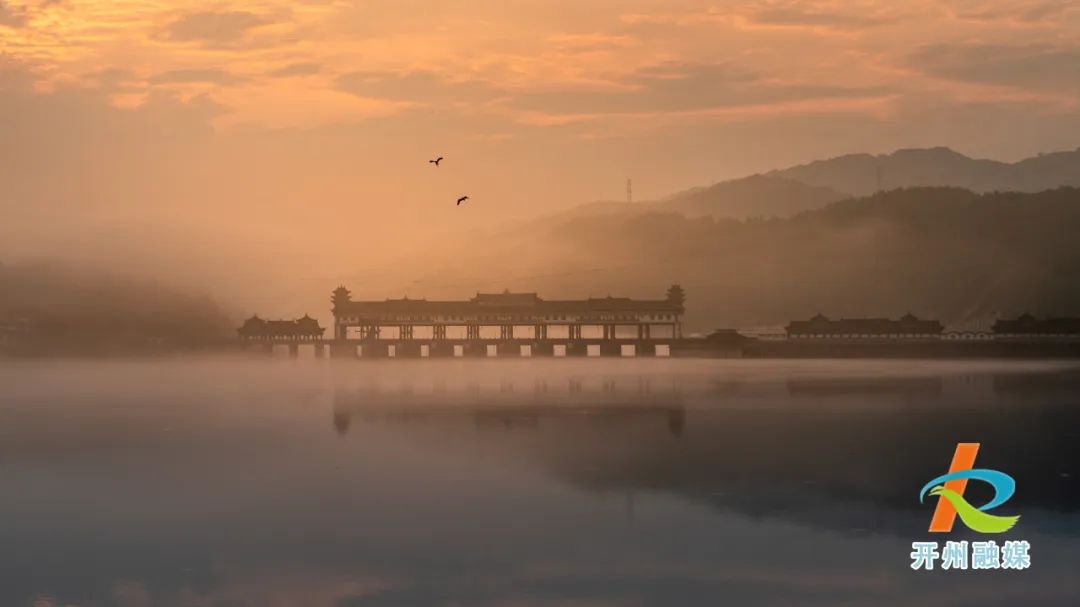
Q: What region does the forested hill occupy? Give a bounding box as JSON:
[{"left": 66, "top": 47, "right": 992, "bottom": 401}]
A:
[{"left": 0, "top": 261, "right": 233, "bottom": 354}]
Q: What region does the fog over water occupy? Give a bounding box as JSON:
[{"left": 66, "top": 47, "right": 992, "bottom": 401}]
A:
[{"left": 2, "top": 357, "right": 1079, "bottom": 606}]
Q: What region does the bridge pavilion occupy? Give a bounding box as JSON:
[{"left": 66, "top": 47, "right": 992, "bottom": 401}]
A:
[{"left": 329, "top": 285, "right": 685, "bottom": 357}]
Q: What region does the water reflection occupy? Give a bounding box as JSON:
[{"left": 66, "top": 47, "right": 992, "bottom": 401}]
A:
[
  {"left": 2, "top": 359, "right": 1079, "bottom": 606},
  {"left": 330, "top": 369, "right": 1080, "bottom": 539},
  {"left": 333, "top": 377, "right": 686, "bottom": 438}
]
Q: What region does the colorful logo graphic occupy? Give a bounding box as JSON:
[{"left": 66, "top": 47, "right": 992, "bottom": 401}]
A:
[{"left": 919, "top": 443, "right": 1020, "bottom": 534}]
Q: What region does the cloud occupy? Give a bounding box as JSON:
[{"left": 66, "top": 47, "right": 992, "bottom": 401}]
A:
[
  {"left": 331, "top": 63, "right": 888, "bottom": 122},
  {"left": 907, "top": 43, "right": 1080, "bottom": 92},
  {"left": 508, "top": 61, "right": 889, "bottom": 116},
  {"left": 165, "top": 10, "right": 271, "bottom": 45},
  {"left": 149, "top": 68, "right": 246, "bottom": 86},
  {"left": 0, "top": 53, "right": 34, "bottom": 89},
  {"left": 268, "top": 62, "right": 321, "bottom": 78},
  {"left": 0, "top": 0, "right": 28, "bottom": 27},
  {"left": 325, "top": 58, "right": 891, "bottom": 131},
  {"left": 545, "top": 33, "right": 641, "bottom": 53},
  {"left": 621, "top": 2, "right": 902, "bottom": 32},
  {"left": 948, "top": 0, "right": 1076, "bottom": 25},
  {"left": 743, "top": 1, "right": 901, "bottom": 30},
  {"left": 618, "top": 10, "right": 727, "bottom": 27},
  {"left": 131, "top": 90, "right": 229, "bottom": 126},
  {"left": 86, "top": 68, "right": 139, "bottom": 90},
  {"left": 1014, "top": 0, "right": 1077, "bottom": 21},
  {"left": 335, "top": 70, "right": 499, "bottom": 104}
]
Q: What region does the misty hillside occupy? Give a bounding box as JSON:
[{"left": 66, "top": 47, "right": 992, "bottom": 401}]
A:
[
  {"left": 406, "top": 187, "right": 1080, "bottom": 330},
  {"left": 771, "top": 147, "right": 1080, "bottom": 197},
  {"left": 660, "top": 174, "right": 847, "bottom": 219},
  {"left": 543, "top": 175, "right": 847, "bottom": 224},
  {"left": 0, "top": 261, "right": 234, "bottom": 354}
]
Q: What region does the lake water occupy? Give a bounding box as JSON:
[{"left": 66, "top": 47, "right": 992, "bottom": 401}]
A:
[{"left": 2, "top": 357, "right": 1079, "bottom": 606}]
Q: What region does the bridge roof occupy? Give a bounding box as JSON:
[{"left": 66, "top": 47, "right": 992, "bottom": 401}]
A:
[
  {"left": 335, "top": 293, "right": 681, "bottom": 316},
  {"left": 238, "top": 315, "right": 325, "bottom": 336}
]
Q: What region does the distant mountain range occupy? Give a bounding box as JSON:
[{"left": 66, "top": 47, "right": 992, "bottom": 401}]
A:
[
  {"left": 564, "top": 146, "right": 1080, "bottom": 222},
  {"left": 771, "top": 146, "right": 1080, "bottom": 197}
]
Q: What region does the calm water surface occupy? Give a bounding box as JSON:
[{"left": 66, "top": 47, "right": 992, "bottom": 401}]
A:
[{"left": 2, "top": 357, "right": 1079, "bottom": 606}]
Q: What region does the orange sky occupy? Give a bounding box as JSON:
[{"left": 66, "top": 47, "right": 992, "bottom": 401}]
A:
[
  {"left": 2, "top": 0, "right": 1080, "bottom": 311},
  {"left": 3, "top": 0, "right": 1075, "bottom": 129}
]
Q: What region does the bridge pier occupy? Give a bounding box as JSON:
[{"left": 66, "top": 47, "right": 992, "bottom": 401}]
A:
[
  {"left": 321, "top": 338, "right": 681, "bottom": 359},
  {"left": 393, "top": 342, "right": 421, "bottom": 358},
  {"left": 490, "top": 342, "right": 513, "bottom": 357},
  {"left": 428, "top": 342, "right": 454, "bottom": 358},
  {"left": 600, "top": 342, "right": 621, "bottom": 357},
  {"left": 362, "top": 342, "right": 389, "bottom": 358},
  {"left": 329, "top": 342, "right": 356, "bottom": 359}
]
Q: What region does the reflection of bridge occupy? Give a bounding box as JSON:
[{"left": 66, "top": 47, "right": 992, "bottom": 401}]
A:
[
  {"left": 332, "top": 376, "right": 686, "bottom": 435},
  {"left": 327, "top": 286, "right": 685, "bottom": 359}
]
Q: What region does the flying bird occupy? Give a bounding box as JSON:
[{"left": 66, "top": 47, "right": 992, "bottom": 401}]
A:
[
  {"left": 429, "top": 157, "right": 443, "bottom": 166},
  {"left": 456, "top": 196, "right": 469, "bottom": 205}
]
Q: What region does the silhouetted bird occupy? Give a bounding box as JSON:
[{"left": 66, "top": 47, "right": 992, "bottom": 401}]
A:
[
  {"left": 429, "top": 157, "right": 443, "bottom": 166},
  {"left": 457, "top": 196, "right": 469, "bottom": 205}
]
